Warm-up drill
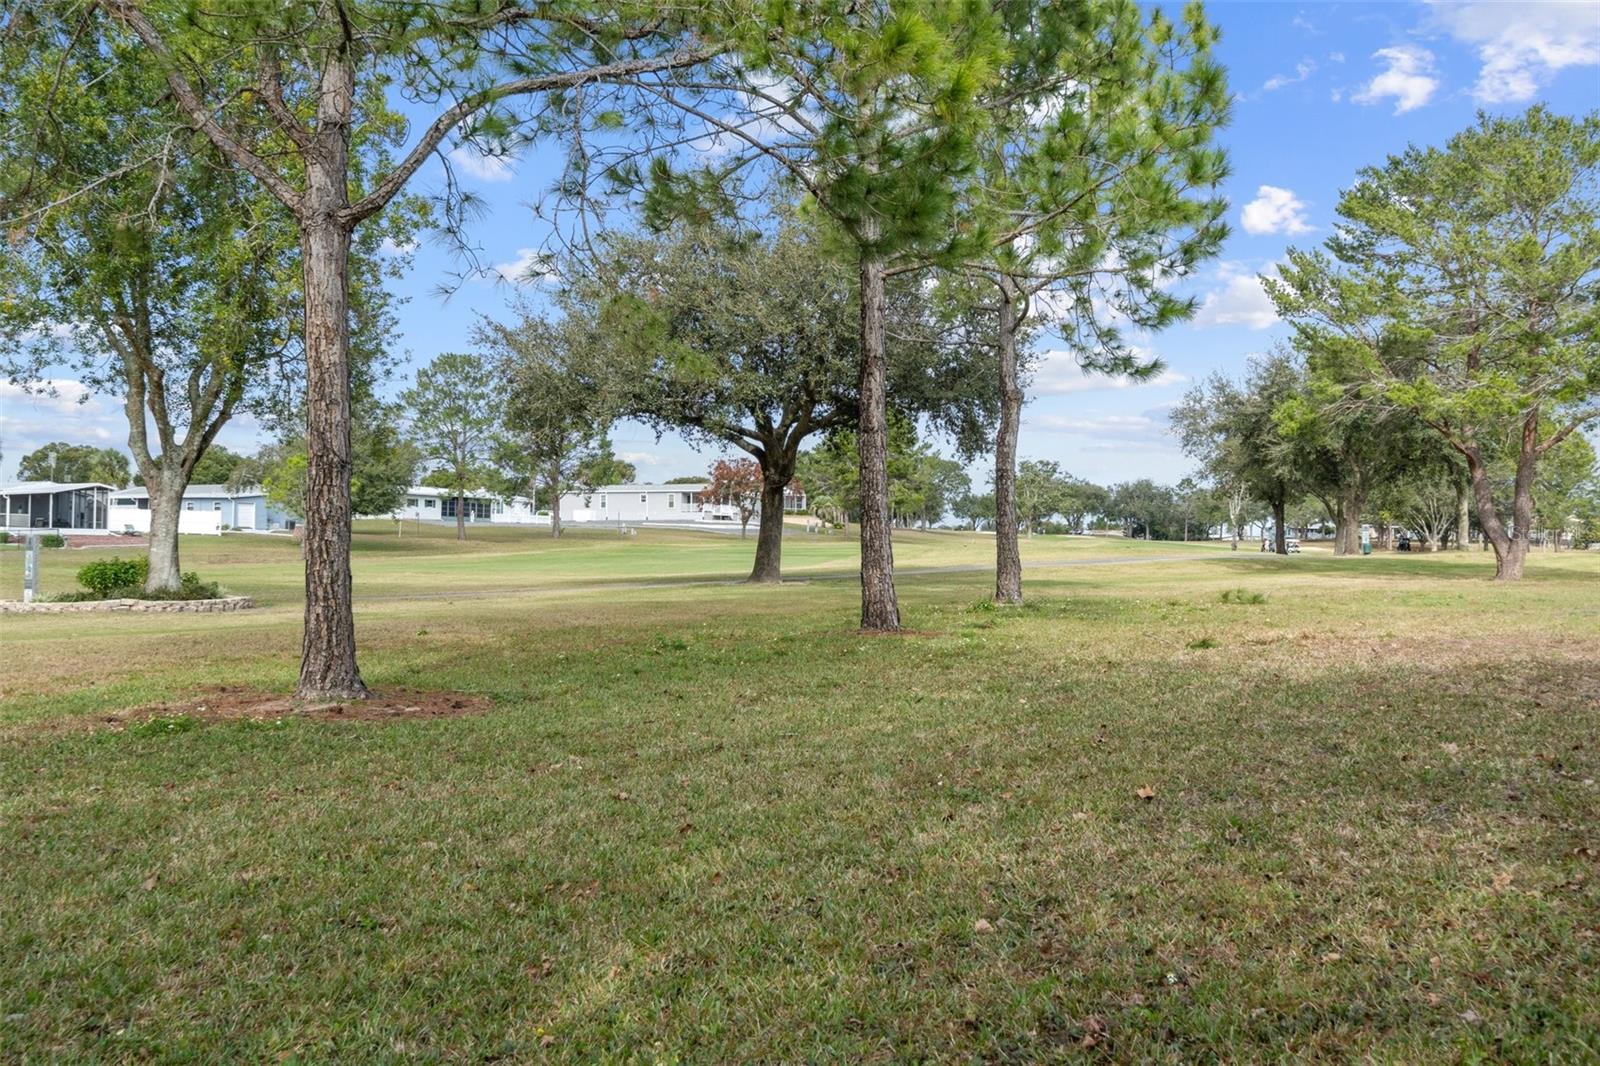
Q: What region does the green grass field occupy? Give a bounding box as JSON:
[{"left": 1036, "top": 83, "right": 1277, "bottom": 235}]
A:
[{"left": 2, "top": 524, "right": 1597, "bottom": 1060}]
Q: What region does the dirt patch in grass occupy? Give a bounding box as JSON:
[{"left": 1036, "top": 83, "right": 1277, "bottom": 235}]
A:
[{"left": 87, "top": 687, "right": 493, "bottom": 732}]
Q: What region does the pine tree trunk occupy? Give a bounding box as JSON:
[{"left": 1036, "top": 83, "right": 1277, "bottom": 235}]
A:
[
  {"left": 456, "top": 492, "right": 466, "bottom": 541},
  {"left": 1272, "top": 498, "right": 1287, "bottom": 555},
  {"left": 144, "top": 474, "right": 186, "bottom": 592},
  {"left": 749, "top": 472, "right": 788, "bottom": 583},
  {"left": 856, "top": 238, "right": 899, "bottom": 631},
  {"left": 548, "top": 462, "right": 562, "bottom": 540},
  {"left": 993, "top": 283, "right": 1023, "bottom": 606},
  {"left": 295, "top": 214, "right": 367, "bottom": 700}
]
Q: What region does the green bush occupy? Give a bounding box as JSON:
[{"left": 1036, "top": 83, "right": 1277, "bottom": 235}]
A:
[
  {"left": 0, "top": 531, "right": 11, "bottom": 544},
  {"left": 1219, "top": 588, "right": 1268, "bottom": 605},
  {"left": 40, "top": 532, "right": 65, "bottom": 548},
  {"left": 178, "top": 572, "right": 221, "bottom": 599},
  {"left": 64, "top": 557, "right": 222, "bottom": 601},
  {"left": 78, "top": 556, "right": 149, "bottom": 595}
]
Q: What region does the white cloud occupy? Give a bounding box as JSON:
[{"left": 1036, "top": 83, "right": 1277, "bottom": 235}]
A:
[
  {"left": 1428, "top": 0, "right": 1600, "bottom": 103},
  {"left": 447, "top": 144, "right": 518, "bottom": 183},
  {"left": 1025, "top": 413, "right": 1167, "bottom": 442},
  {"left": 1030, "top": 351, "right": 1185, "bottom": 397},
  {"left": 0, "top": 378, "right": 94, "bottom": 409},
  {"left": 379, "top": 236, "right": 419, "bottom": 256},
  {"left": 19, "top": 321, "right": 82, "bottom": 345},
  {"left": 1, "top": 378, "right": 279, "bottom": 481},
  {"left": 1263, "top": 59, "right": 1316, "bottom": 91},
  {"left": 1353, "top": 46, "right": 1439, "bottom": 113},
  {"left": 489, "top": 247, "right": 547, "bottom": 286},
  {"left": 616, "top": 450, "right": 663, "bottom": 468},
  {"left": 1193, "top": 264, "right": 1280, "bottom": 330},
  {"left": 0, "top": 380, "right": 124, "bottom": 476},
  {"left": 1239, "top": 185, "right": 1314, "bottom": 236}
]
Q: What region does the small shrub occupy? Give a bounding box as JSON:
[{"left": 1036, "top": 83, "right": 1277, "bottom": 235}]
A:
[
  {"left": 0, "top": 531, "right": 11, "bottom": 544},
  {"left": 1219, "top": 588, "right": 1267, "bottom": 605},
  {"left": 179, "top": 571, "right": 221, "bottom": 599},
  {"left": 1187, "top": 636, "right": 1219, "bottom": 650},
  {"left": 40, "top": 532, "right": 65, "bottom": 548},
  {"left": 63, "top": 558, "right": 221, "bottom": 601},
  {"left": 78, "top": 556, "right": 149, "bottom": 596}
]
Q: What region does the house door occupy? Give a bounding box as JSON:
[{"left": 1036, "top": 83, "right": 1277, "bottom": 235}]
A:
[{"left": 235, "top": 503, "right": 256, "bottom": 529}]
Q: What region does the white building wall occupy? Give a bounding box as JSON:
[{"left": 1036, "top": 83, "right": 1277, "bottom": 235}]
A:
[
  {"left": 558, "top": 487, "right": 707, "bottom": 523},
  {"left": 552, "top": 484, "right": 756, "bottom": 524},
  {"left": 382, "top": 488, "right": 545, "bottom": 525},
  {"left": 107, "top": 504, "right": 223, "bottom": 535},
  {"left": 107, "top": 488, "right": 292, "bottom": 534}
]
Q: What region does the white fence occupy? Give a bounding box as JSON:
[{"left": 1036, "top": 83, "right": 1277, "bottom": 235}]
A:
[{"left": 107, "top": 507, "right": 223, "bottom": 536}]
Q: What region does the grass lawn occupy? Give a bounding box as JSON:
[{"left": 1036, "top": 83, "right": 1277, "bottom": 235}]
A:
[{"left": 1, "top": 525, "right": 1596, "bottom": 1060}]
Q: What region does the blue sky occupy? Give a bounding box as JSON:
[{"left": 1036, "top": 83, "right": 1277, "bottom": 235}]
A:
[{"left": 4, "top": 0, "right": 1597, "bottom": 487}]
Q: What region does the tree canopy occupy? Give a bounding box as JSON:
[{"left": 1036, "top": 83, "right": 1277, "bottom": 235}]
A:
[
  {"left": 15, "top": 443, "right": 131, "bottom": 488},
  {"left": 1268, "top": 106, "right": 1600, "bottom": 578}
]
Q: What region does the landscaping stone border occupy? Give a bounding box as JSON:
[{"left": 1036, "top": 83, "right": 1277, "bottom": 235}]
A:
[{"left": 0, "top": 595, "right": 254, "bottom": 614}]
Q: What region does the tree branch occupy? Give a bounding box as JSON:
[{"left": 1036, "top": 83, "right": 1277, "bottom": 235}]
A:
[
  {"left": 99, "top": 0, "right": 305, "bottom": 212},
  {"left": 347, "top": 42, "right": 728, "bottom": 223}
]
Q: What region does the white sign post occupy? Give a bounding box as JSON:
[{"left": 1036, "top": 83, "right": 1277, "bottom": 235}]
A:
[{"left": 22, "top": 534, "right": 39, "bottom": 603}]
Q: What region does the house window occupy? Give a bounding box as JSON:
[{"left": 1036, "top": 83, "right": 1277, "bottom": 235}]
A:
[
  {"left": 600, "top": 495, "right": 607, "bottom": 510},
  {"left": 138, "top": 499, "right": 149, "bottom": 510},
  {"left": 442, "top": 497, "right": 491, "bottom": 520},
  {"left": 185, "top": 501, "right": 195, "bottom": 511},
  {"left": 668, "top": 495, "right": 675, "bottom": 509},
  {"left": 641, "top": 494, "right": 647, "bottom": 504},
  {"left": 113, "top": 497, "right": 136, "bottom": 506},
  {"left": 424, "top": 499, "right": 436, "bottom": 509},
  {"left": 213, "top": 502, "right": 223, "bottom": 511},
  {"left": 407, "top": 497, "right": 418, "bottom": 506}
]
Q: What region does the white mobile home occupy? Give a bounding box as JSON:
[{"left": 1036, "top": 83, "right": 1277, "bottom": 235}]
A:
[
  {"left": 378, "top": 486, "right": 544, "bottom": 525},
  {"left": 107, "top": 484, "right": 297, "bottom": 535},
  {"left": 558, "top": 483, "right": 713, "bottom": 523},
  {"left": 556, "top": 482, "right": 810, "bottom": 524}
]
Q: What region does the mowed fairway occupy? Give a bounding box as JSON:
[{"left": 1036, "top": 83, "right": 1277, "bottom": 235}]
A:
[{"left": 1, "top": 525, "right": 1597, "bottom": 1060}]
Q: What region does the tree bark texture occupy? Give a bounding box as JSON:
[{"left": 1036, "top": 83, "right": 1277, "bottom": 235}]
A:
[
  {"left": 1455, "top": 478, "right": 1471, "bottom": 551},
  {"left": 548, "top": 462, "right": 563, "bottom": 539},
  {"left": 1272, "top": 498, "right": 1288, "bottom": 555},
  {"left": 856, "top": 240, "right": 899, "bottom": 630},
  {"left": 1463, "top": 431, "right": 1531, "bottom": 581},
  {"left": 749, "top": 468, "right": 790, "bottom": 583},
  {"left": 144, "top": 474, "right": 186, "bottom": 592},
  {"left": 455, "top": 492, "right": 467, "bottom": 541},
  {"left": 1334, "top": 481, "right": 1363, "bottom": 556},
  {"left": 992, "top": 283, "right": 1023, "bottom": 606},
  {"left": 295, "top": 116, "right": 368, "bottom": 700}
]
